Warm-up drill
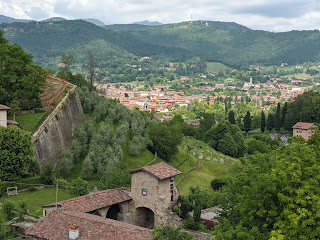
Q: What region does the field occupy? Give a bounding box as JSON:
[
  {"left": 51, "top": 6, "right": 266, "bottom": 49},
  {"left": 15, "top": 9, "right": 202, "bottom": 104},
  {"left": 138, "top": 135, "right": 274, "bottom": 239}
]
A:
[
  {"left": 206, "top": 62, "right": 230, "bottom": 73},
  {"left": 0, "top": 187, "right": 75, "bottom": 217},
  {"left": 7, "top": 111, "right": 48, "bottom": 133}
]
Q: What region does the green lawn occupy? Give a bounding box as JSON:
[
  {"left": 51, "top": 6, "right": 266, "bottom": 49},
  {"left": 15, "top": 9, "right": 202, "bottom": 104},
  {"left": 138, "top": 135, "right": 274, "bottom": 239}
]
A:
[
  {"left": 8, "top": 111, "right": 48, "bottom": 133},
  {"left": 206, "top": 62, "right": 230, "bottom": 73},
  {"left": 0, "top": 187, "right": 75, "bottom": 217}
]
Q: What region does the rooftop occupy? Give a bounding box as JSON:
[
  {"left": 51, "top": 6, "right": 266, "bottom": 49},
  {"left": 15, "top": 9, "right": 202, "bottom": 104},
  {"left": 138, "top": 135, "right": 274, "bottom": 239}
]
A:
[
  {"left": 292, "top": 122, "right": 316, "bottom": 130},
  {"left": 128, "top": 162, "right": 182, "bottom": 180},
  {"left": 0, "top": 104, "right": 10, "bottom": 110},
  {"left": 43, "top": 188, "right": 132, "bottom": 212},
  {"left": 25, "top": 210, "right": 152, "bottom": 240}
]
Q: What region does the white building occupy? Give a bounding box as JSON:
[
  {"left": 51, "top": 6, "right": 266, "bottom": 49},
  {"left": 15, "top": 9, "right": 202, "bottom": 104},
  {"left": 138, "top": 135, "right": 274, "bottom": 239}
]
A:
[{"left": 0, "top": 104, "right": 10, "bottom": 127}]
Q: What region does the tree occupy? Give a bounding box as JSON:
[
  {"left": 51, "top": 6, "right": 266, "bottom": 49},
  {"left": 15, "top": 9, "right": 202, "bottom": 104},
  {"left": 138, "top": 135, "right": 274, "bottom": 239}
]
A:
[
  {"left": 274, "top": 103, "right": 281, "bottom": 131},
  {"left": 214, "top": 142, "right": 320, "bottom": 239},
  {"left": 0, "top": 126, "right": 35, "bottom": 180},
  {"left": 152, "top": 224, "right": 193, "bottom": 240},
  {"left": 148, "top": 123, "right": 183, "bottom": 161},
  {"left": 260, "top": 110, "right": 265, "bottom": 133},
  {"left": 41, "top": 163, "right": 54, "bottom": 185},
  {"left": 267, "top": 113, "right": 274, "bottom": 132},
  {"left": 243, "top": 111, "right": 251, "bottom": 133},
  {"left": 59, "top": 53, "right": 75, "bottom": 76},
  {"left": 81, "top": 155, "right": 94, "bottom": 180},
  {"left": 199, "top": 112, "right": 215, "bottom": 136},
  {"left": 0, "top": 215, "right": 7, "bottom": 239},
  {"left": 9, "top": 100, "right": 21, "bottom": 121},
  {"left": 58, "top": 151, "right": 74, "bottom": 178},
  {"left": 88, "top": 50, "right": 96, "bottom": 92},
  {"left": 228, "top": 110, "right": 236, "bottom": 124},
  {"left": 70, "top": 177, "right": 89, "bottom": 196},
  {"left": 0, "top": 32, "right": 46, "bottom": 109},
  {"left": 281, "top": 102, "right": 287, "bottom": 127}
]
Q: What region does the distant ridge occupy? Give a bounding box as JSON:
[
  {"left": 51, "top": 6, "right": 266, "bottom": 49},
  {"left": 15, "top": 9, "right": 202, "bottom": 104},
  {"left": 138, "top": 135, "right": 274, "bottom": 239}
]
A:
[
  {"left": 0, "top": 15, "right": 32, "bottom": 24},
  {"left": 82, "top": 18, "right": 106, "bottom": 27},
  {"left": 132, "top": 20, "right": 162, "bottom": 26},
  {"left": 42, "top": 17, "right": 66, "bottom": 22}
]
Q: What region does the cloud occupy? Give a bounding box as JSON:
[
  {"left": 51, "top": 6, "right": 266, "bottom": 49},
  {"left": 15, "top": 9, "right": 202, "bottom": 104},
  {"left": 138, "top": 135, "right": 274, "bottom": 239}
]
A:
[{"left": 26, "top": 7, "right": 49, "bottom": 20}]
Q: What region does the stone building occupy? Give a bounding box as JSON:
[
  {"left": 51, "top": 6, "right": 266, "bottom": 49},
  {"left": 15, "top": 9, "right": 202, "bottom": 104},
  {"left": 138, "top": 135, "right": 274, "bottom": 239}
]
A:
[
  {"left": 26, "top": 162, "right": 182, "bottom": 239},
  {"left": 292, "top": 122, "right": 317, "bottom": 140}
]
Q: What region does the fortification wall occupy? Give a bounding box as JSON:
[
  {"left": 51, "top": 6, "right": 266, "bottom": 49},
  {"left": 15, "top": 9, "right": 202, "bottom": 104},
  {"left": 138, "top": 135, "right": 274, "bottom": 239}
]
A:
[{"left": 32, "top": 86, "right": 85, "bottom": 165}]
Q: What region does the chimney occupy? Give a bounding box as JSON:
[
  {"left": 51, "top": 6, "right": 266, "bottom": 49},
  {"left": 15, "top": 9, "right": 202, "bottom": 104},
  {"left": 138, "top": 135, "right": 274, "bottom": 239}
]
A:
[{"left": 69, "top": 224, "right": 79, "bottom": 240}]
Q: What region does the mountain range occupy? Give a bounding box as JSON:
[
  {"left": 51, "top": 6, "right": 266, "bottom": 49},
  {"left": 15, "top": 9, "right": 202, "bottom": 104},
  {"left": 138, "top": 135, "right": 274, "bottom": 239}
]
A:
[{"left": 1, "top": 15, "right": 320, "bottom": 67}]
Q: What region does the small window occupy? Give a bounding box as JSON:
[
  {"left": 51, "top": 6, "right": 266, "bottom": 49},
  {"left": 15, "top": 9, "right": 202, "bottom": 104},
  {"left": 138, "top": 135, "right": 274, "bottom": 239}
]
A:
[
  {"left": 170, "top": 183, "right": 173, "bottom": 190},
  {"left": 170, "top": 190, "right": 174, "bottom": 202},
  {"left": 170, "top": 177, "right": 174, "bottom": 182}
]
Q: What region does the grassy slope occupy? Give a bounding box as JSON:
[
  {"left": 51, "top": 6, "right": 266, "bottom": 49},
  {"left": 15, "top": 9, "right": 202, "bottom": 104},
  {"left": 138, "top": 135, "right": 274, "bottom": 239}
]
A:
[
  {"left": 0, "top": 188, "right": 75, "bottom": 217},
  {"left": 206, "top": 62, "right": 230, "bottom": 73},
  {"left": 7, "top": 111, "right": 48, "bottom": 133}
]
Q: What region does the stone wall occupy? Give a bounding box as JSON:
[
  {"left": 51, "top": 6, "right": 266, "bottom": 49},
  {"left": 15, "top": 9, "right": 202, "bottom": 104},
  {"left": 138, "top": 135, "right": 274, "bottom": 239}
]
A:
[{"left": 33, "top": 86, "right": 85, "bottom": 165}]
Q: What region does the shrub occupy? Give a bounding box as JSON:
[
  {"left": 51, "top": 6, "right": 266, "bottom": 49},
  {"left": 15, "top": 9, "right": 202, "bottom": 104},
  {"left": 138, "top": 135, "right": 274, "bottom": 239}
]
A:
[
  {"left": 41, "top": 163, "right": 55, "bottom": 185},
  {"left": 70, "top": 178, "right": 89, "bottom": 196},
  {"left": 2, "top": 200, "right": 16, "bottom": 220},
  {"left": 211, "top": 178, "right": 227, "bottom": 191},
  {"left": 184, "top": 220, "right": 200, "bottom": 231},
  {"left": 54, "top": 179, "right": 70, "bottom": 191}
]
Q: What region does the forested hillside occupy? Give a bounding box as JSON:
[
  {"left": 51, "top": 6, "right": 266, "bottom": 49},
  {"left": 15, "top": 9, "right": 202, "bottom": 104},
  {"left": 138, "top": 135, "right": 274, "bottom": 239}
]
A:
[{"left": 2, "top": 20, "right": 320, "bottom": 67}]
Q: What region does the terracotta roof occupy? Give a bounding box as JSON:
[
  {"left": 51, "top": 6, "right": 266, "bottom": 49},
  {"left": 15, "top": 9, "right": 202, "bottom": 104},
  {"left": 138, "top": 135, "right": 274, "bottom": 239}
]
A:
[
  {"left": 0, "top": 104, "right": 10, "bottom": 110},
  {"left": 7, "top": 120, "right": 19, "bottom": 125},
  {"left": 25, "top": 210, "right": 152, "bottom": 240},
  {"left": 43, "top": 188, "right": 132, "bottom": 212},
  {"left": 292, "top": 122, "right": 316, "bottom": 130},
  {"left": 128, "top": 162, "right": 182, "bottom": 180}
]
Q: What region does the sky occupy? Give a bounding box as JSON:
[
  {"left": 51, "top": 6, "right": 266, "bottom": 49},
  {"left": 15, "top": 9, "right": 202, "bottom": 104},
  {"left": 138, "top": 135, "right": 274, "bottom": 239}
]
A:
[{"left": 0, "top": 0, "right": 320, "bottom": 32}]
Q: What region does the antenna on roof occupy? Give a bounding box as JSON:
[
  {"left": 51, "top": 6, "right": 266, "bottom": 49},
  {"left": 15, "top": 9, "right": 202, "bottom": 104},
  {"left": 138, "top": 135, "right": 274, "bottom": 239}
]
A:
[{"left": 190, "top": 14, "right": 193, "bottom": 24}]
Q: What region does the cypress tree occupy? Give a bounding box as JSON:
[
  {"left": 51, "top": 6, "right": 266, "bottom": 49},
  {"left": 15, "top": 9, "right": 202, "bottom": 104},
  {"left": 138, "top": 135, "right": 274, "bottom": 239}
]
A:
[
  {"left": 267, "top": 113, "right": 274, "bottom": 132},
  {"left": 228, "top": 110, "right": 236, "bottom": 124},
  {"left": 281, "top": 102, "right": 288, "bottom": 127},
  {"left": 244, "top": 111, "right": 251, "bottom": 133},
  {"left": 275, "top": 103, "right": 281, "bottom": 131},
  {"left": 261, "top": 110, "right": 266, "bottom": 133}
]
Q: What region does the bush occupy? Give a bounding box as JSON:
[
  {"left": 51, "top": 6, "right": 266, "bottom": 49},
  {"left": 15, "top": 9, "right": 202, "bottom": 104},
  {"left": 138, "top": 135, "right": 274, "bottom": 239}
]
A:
[
  {"left": 54, "top": 179, "right": 70, "bottom": 191},
  {"left": 211, "top": 178, "right": 227, "bottom": 191},
  {"left": 70, "top": 178, "right": 89, "bottom": 196},
  {"left": 41, "top": 163, "right": 55, "bottom": 185},
  {"left": 177, "top": 195, "right": 192, "bottom": 219},
  {"left": 2, "top": 200, "right": 16, "bottom": 220},
  {"left": 58, "top": 151, "right": 74, "bottom": 178},
  {"left": 184, "top": 220, "right": 200, "bottom": 231}
]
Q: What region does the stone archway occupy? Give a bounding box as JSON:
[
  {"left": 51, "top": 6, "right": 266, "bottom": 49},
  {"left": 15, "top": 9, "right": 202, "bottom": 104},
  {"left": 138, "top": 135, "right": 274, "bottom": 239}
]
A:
[
  {"left": 135, "top": 207, "right": 154, "bottom": 229},
  {"left": 106, "top": 204, "right": 121, "bottom": 220}
]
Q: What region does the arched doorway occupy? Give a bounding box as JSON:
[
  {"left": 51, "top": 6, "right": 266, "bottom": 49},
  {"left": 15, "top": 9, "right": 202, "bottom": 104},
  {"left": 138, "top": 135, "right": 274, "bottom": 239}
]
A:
[
  {"left": 106, "top": 204, "right": 121, "bottom": 220},
  {"left": 135, "top": 207, "right": 154, "bottom": 229}
]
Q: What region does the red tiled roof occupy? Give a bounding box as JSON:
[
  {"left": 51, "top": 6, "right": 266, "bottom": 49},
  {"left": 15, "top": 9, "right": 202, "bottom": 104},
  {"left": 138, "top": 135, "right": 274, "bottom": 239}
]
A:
[
  {"left": 43, "top": 188, "right": 132, "bottom": 212},
  {"left": 292, "top": 122, "right": 316, "bottom": 130},
  {"left": 25, "top": 210, "right": 152, "bottom": 240},
  {"left": 128, "top": 162, "right": 182, "bottom": 180},
  {"left": 0, "top": 104, "right": 10, "bottom": 110}
]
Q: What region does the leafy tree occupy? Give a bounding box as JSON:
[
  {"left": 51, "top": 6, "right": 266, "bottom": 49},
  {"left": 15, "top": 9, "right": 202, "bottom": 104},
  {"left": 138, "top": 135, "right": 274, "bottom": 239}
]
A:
[
  {"left": 103, "top": 168, "right": 131, "bottom": 189},
  {"left": 214, "top": 142, "right": 320, "bottom": 239},
  {"left": 58, "top": 151, "right": 74, "bottom": 178},
  {"left": 152, "top": 224, "right": 193, "bottom": 240},
  {"left": 228, "top": 110, "right": 236, "bottom": 124},
  {"left": 0, "top": 31, "right": 46, "bottom": 109},
  {"left": 81, "top": 155, "right": 94, "bottom": 180},
  {"left": 0, "top": 126, "right": 34, "bottom": 180},
  {"left": 9, "top": 100, "right": 21, "bottom": 121},
  {"left": 2, "top": 200, "right": 16, "bottom": 220},
  {"left": 148, "top": 123, "right": 183, "bottom": 161},
  {"left": 243, "top": 111, "right": 251, "bottom": 133},
  {"left": 218, "top": 133, "right": 238, "bottom": 157},
  {"left": 41, "top": 163, "right": 55, "bottom": 185},
  {"left": 199, "top": 112, "right": 215, "bottom": 136},
  {"left": 70, "top": 177, "right": 89, "bottom": 196},
  {"left": 260, "top": 110, "right": 265, "bottom": 133},
  {"left": 267, "top": 113, "right": 274, "bottom": 132},
  {"left": 274, "top": 103, "right": 281, "bottom": 131}
]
